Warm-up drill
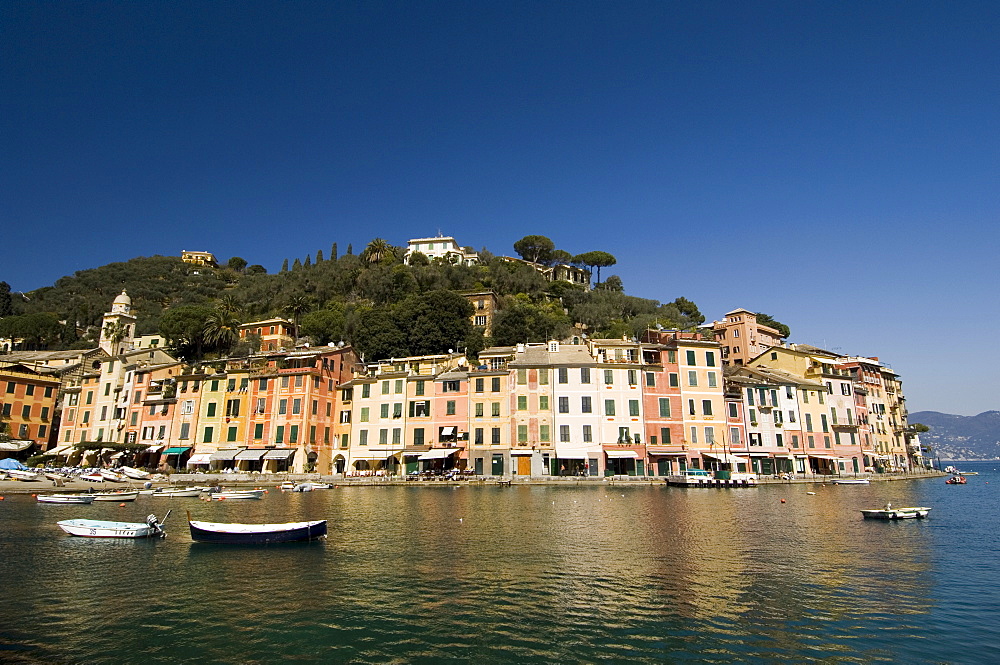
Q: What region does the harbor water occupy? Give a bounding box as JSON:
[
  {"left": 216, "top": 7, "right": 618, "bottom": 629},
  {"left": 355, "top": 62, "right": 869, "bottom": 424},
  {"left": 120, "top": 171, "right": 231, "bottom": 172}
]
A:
[{"left": 1, "top": 464, "right": 998, "bottom": 664}]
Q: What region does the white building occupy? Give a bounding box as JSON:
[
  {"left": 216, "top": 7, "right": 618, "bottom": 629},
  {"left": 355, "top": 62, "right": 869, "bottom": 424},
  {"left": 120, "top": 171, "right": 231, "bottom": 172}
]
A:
[{"left": 404, "top": 236, "right": 479, "bottom": 266}]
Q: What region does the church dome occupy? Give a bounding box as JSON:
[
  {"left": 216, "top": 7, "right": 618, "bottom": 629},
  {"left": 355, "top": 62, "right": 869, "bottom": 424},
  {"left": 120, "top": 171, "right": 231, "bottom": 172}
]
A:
[{"left": 113, "top": 290, "right": 131, "bottom": 307}]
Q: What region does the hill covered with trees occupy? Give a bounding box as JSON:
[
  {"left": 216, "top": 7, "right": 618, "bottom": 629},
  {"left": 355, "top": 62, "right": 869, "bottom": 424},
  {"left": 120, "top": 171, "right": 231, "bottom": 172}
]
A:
[{"left": 2, "top": 236, "right": 706, "bottom": 361}]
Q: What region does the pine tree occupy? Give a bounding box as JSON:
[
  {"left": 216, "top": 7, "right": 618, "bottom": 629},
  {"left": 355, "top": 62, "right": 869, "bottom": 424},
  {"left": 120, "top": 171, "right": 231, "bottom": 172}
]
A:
[
  {"left": 304, "top": 255, "right": 312, "bottom": 267},
  {"left": 292, "top": 258, "right": 302, "bottom": 270},
  {"left": 281, "top": 259, "right": 289, "bottom": 273},
  {"left": 316, "top": 249, "right": 324, "bottom": 263}
]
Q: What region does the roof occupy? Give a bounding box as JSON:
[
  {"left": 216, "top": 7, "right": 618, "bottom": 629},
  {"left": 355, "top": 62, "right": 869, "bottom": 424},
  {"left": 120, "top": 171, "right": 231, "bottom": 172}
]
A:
[{"left": 508, "top": 344, "right": 595, "bottom": 367}]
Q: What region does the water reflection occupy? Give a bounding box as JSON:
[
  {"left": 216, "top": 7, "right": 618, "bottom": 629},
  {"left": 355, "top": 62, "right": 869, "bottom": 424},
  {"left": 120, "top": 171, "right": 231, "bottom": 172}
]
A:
[{"left": 0, "top": 477, "right": 983, "bottom": 664}]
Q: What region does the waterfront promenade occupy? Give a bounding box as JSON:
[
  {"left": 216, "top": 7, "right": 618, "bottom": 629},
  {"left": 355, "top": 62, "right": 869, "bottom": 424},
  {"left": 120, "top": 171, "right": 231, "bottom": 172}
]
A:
[{"left": 0, "top": 467, "right": 947, "bottom": 494}]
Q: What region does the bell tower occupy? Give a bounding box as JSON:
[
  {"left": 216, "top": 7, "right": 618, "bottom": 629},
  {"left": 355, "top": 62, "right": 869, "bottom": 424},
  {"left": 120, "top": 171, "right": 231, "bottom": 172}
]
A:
[{"left": 99, "top": 289, "right": 137, "bottom": 355}]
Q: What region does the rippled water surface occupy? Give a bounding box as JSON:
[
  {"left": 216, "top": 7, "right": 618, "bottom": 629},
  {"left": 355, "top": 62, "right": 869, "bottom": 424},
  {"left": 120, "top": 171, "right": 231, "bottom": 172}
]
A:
[{"left": 2, "top": 465, "right": 998, "bottom": 664}]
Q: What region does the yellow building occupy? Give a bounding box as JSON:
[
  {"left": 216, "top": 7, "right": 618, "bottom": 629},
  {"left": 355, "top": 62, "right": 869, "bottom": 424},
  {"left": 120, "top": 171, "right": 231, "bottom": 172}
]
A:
[{"left": 181, "top": 250, "right": 218, "bottom": 267}]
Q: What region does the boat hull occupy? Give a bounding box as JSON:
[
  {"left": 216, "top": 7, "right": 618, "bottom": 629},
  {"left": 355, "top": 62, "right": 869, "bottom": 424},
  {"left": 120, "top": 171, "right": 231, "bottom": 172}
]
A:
[
  {"left": 832, "top": 479, "right": 871, "bottom": 485},
  {"left": 58, "top": 519, "right": 161, "bottom": 538},
  {"left": 150, "top": 489, "right": 203, "bottom": 497},
  {"left": 861, "top": 507, "right": 931, "bottom": 520},
  {"left": 91, "top": 491, "right": 139, "bottom": 502},
  {"left": 38, "top": 494, "right": 95, "bottom": 504},
  {"left": 188, "top": 519, "right": 327, "bottom": 544},
  {"left": 210, "top": 490, "right": 265, "bottom": 500}
]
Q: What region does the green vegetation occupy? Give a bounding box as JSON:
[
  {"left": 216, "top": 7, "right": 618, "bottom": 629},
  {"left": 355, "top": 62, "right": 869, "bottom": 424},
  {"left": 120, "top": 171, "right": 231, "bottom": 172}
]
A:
[
  {"left": 755, "top": 312, "right": 790, "bottom": 338},
  {"left": 3, "top": 237, "right": 713, "bottom": 361}
]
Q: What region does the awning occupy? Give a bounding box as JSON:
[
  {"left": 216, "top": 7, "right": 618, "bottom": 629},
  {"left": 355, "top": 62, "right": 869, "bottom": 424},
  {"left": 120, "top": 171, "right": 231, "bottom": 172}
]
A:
[
  {"left": 605, "top": 450, "right": 639, "bottom": 459},
  {"left": 234, "top": 448, "right": 268, "bottom": 461},
  {"left": 0, "top": 440, "right": 33, "bottom": 452},
  {"left": 510, "top": 449, "right": 534, "bottom": 456},
  {"left": 811, "top": 356, "right": 841, "bottom": 366},
  {"left": 554, "top": 448, "right": 594, "bottom": 459},
  {"left": 210, "top": 449, "right": 241, "bottom": 461},
  {"left": 646, "top": 448, "right": 688, "bottom": 456},
  {"left": 263, "top": 448, "right": 296, "bottom": 460},
  {"left": 109, "top": 452, "right": 124, "bottom": 459},
  {"left": 163, "top": 446, "right": 191, "bottom": 455},
  {"left": 418, "top": 448, "right": 460, "bottom": 460},
  {"left": 440, "top": 426, "right": 456, "bottom": 436},
  {"left": 146, "top": 445, "right": 164, "bottom": 453},
  {"left": 808, "top": 454, "right": 841, "bottom": 460},
  {"left": 187, "top": 453, "right": 213, "bottom": 465},
  {"left": 47, "top": 444, "right": 75, "bottom": 456},
  {"left": 748, "top": 452, "right": 774, "bottom": 457},
  {"left": 402, "top": 446, "right": 431, "bottom": 455},
  {"left": 702, "top": 452, "right": 750, "bottom": 465}
]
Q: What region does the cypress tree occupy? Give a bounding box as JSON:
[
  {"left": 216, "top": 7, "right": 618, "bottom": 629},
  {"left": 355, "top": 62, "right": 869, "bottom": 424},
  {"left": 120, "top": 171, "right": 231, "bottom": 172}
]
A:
[
  {"left": 316, "top": 249, "right": 324, "bottom": 263},
  {"left": 331, "top": 243, "right": 338, "bottom": 260},
  {"left": 346, "top": 243, "right": 353, "bottom": 255},
  {"left": 292, "top": 258, "right": 302, "bottom": 270},
  {"left": 281, "top": 259, "right": 289, "bottom": 273},
  {"left": 304, "top": 255, "right": 312, "bottom": 267}
]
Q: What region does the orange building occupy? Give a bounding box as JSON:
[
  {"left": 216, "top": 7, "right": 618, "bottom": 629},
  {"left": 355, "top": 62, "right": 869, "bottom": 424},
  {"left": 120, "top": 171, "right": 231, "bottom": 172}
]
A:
[{"left": 0, "top": 363, "right": 61, "bottom": 450}]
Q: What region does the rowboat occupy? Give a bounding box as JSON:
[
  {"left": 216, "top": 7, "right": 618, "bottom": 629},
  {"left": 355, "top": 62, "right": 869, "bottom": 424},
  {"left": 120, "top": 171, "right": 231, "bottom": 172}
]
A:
[
  {"left": 861, "top": 503, "right": 931, "bottom": 520},
  {"left": 7, "top": 469, "right": 43, "bottom": 482},
  {"left": 91, "top": 490, "right": 139, "bottom": 502},
  {"left": 831, "top": 478, "right": 871, "bottom": 485},
  {"left": 149, "top": 488, "right": 203, "bottom": 498},
  {"left": 187, "top": 513, "right": 326, "bottom": 544},
  {"left": 209, "top": 489, "right": 266, "bottom": 500},
  {"left": 120, "top": 466, "right": 151, "bottom": 480},
  {"left": 58, "top": 513, "right": 167, "bottom": 538},
  {"left": 37, "top": 494, "right": 95, "bottom": 504}
]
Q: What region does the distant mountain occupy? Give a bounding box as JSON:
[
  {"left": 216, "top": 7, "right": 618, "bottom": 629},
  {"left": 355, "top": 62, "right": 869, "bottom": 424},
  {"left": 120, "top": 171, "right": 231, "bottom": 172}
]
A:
[{"left": 909, "top": 410, "right": 1000, "bottom": 461}]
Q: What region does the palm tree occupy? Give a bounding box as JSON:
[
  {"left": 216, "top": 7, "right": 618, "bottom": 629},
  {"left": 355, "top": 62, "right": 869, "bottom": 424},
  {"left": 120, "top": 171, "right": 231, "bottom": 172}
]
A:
[
  {"left": 102, "top": 320, "right": 131, "bottom": 355},
  {"left": 362, "top": 238, "right": 396, "bottom": 265},
  {"left": 203, "top": 310, "right": 241, "bottom": 353},
  {"left": 282, "top": 295, "right": 313, "bottom": 341},
  {"left": 217, "top": 294, "right": 243, "bottom": 316}
]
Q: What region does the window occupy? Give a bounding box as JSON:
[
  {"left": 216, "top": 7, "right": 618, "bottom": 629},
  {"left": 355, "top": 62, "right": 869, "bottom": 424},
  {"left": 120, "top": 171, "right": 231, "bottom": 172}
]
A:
[
  {"left": 381, "top": 381, "right": 389, "bottom": 395},
  {"left": 628, "top": 370, "right": 638, "bottom": 385},
  {"left": 707, "top": 372, "right": 717, "bottom": 388},
  {"left": 538, "top": 369, "right": 548, "bottom": 385},
  {"left": 491, "top": 427, "right": 500, "bottom": 444},
  {"left": 414, "top": 428, "right": 426, "bottom": 446},
  {"left": 289, "top": 425, "right": 299, "bottom": 443},
  {"left": 705, "top": 427, "right": 715, "bottom": 444},
  {"left": 225, "top": 399, "right": 240, "bottom": 417},
  {"left": 786, "top": 386, "right": 794, "bottom": 399},
  {"left": 392, "top": 428, "right": 401, "bottom": 444},
  {"left": 360, "top": 407, "right": 369, "bottom": 422},
  {"left": 582, "top": 425, "right": 592, "bottom": 442},
  {"left": 702, "top": 400, "right": 713, "bottom": 416},
  {"left": 646, "top": 372, "right": 655, "bottom": 387},
  {"left": 475, "top": 403, "right": 484, "bottom": 417},
  {"left": 517, "top": 425, "right": 528, "bottom": 443},
  {"left": 491, "top": 402, "right": 500, "bottom": 417},
  {"left": 475, "top": 378, "right": 484, "bottom": 392},
  {"left": 580, "top": 368, "right": 591, "bottom": 384},
  {"left": 340, "top": 410, "right": 351, "bottom": 424},
  {"left": 517, "top": 396, "right": 527, "bottom": 410},
  {"left": 442, "top": 380, "right": 460, "bottom": 392},
  {"left": 558, "top": 397, "right": 569, "bottom": 413},
  {"left": 808, "top": 435, "right": 815, "bottom": 448},
  {"left": 446, "top": 400, "right": 456, "bottom": 415},
  {"left": 179, "top": 423, "right": 190, "bottom": 440},
  {"left": 359, "top": 430, "right": 368, "bottom": 445},
  {"left": 474, "top": 428, "right": 483, "bottom": 445},
  {"left": 689, "top": 399, "right": 696, "bottom": 416},
  {"left": 659, "top": 398, "right": 671, "bottom": 418},
  {"left": 517, "top": 369, "right": 527, "bottom": 385},
  {"left": 362, "top": 384, "right": 371, "bottom": 398},
  {"left": 706, "top": 351, "right": 716, "bottom": 367},
  {"left": 788, "top": 410, "right": 796, "bottom": 423},
  {"left": 558, "top": 368, "right": 568, "bottom": 384},
  {"left": 395, "top": 380, "right": 403, "bottom": 394},
  {"left": 604, "top": 400, "right": 615, "bottom": 416},
  {"left": 379, "top": 429, "right": 388, "bottom": 445},
  {"left": 312, "top": 399, "right": 318, "bottom": 415},
  {"left": 821, "top": 414, "right": 829, "bottom": 432},
  {"left": 686, "top": 350, "right": 696, "bottom": 365},
  {"left": 660, "top": 427, "right": 671, "bottom": 444},
  {"left": 253, "top": 423, "right": 264, "bottom": 439},
  {"left": 629, "top": 400, "right": 640, "bottom": 417},
  {"left": 581, "top": 396, "right": 592, "bottom": 413},
  {"left": 539, "top": 396, "right": 549, "bottom": 410},
  {"left": 728, "top": 402, "right": 738, "bottom": 418},
  {"left": 842, "top": 383, "right": 852, "bottom": 395},
  {"left": 202, "top": 427, "right": 214, "bottom": 443},
  {"left": 669, "top": 373, "right": 679, "bottom": 387},
  {"left": 292, "top": 399, "right": 301, "bottom": 415},
  {"left": 687, "top": 371, "right": 698, "bottom": 386},
  {"left": 730, "top": 427, "right": 741, "bottom": 445},
  {"left": 393, "top": 403, "right": 402, "bottom": 418},
  {"left": 604, "top": 370, "right": 614, "bottom": 385},
  {"left": 791, "top": 435, "right": 799, "bottom": 448},
  {"left": 380, "top": 404, "right": 389, "bottom": 419},
  {"left": 539, "top": 425, "right": 550, "bottom": 442},
  {"left": 278, "top": 399, "right": 287, "bottom": 415},
  {"left": 491, "top": 377, "right": 501, "bottom": 392},
  {"left": 24, "top": 405, "right": 34, "bottom": 420},
  {"left": 805, "top": 414, "right": 813, "bottom": 431},
  {"left": 690, "top": 427, "right": 698, "bottom": 444},
  {"left": 560, "top": 425, "right": 570, "bottom": 442},
  {"left": 667, "top": 350, "right": 677, "bottom": 363}
]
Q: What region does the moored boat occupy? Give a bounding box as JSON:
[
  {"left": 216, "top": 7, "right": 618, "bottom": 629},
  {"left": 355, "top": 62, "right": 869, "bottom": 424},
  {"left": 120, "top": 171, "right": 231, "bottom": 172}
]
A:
[
  {"left": 58, "top": 513, "right": 167, "bottom": 538},
  {"left": 37, "top": 494, "right": 95, "bottom": 504},
  {"left": 946, "top": 475, "right": 967, "bottom": 485},
  {"left": 90, "top": 490, "right": 139, "bottom": 502},
  {"left": 861, "top": 503, "right": 931, "bottom": 520},
  {"left": 187, "top": 512, "right": 326, "bottom": 544},
  {"left": 120, "top": 466, "right": 151, "bottom": 480},
  {"left": 832, "top": 478, "right": 871, "bottom": 485},
  {"left": 150, "top": 488, "right": 203, "bottom": 498},
  {"left": 79, "top": 472, "right": 106, "bottom": 482},
  {"left": 209, "top": 489, "right": 266, "bottom": 500},
  {"left": 7, "top": 469, "right": 43, "bottom": 482},
  {"left": 99, "top": 470, "right": 127, "bottom": 482}
]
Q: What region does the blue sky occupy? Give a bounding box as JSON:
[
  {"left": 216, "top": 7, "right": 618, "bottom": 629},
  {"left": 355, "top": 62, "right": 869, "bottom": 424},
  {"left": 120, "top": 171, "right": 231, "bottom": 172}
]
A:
[{"left": 3, "top": 1, "right": 998, "bottom": 415}]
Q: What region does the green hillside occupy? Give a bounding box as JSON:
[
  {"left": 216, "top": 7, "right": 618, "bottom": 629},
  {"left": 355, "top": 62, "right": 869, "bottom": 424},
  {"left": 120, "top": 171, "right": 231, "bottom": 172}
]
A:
[{"left": 2, "top": 238, "right": 705, "bottom": 360}]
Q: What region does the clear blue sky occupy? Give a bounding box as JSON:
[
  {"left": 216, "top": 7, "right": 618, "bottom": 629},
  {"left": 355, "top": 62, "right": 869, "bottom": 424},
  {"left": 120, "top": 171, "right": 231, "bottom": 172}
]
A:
[{"left": 3, "top": 1, "right": 998, "bottom": 415}]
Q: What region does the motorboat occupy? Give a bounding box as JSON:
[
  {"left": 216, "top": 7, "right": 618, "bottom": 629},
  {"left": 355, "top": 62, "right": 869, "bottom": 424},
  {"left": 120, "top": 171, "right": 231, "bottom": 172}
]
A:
[
  {"left": 79, "top": 472, "right": 106, "bottom": 482},
  {"left": 831, "top": 478, "right": 871, "bottom": 485},
  {"left": 666, "top": 469, "right": 757, "bottom": 487},
  {"left": 99, "top": 470, "right": 127, "bottom": 482},
  {"left": 209, "top": 489, "right": 266, "bottom": 500},
  {"left": 187, "top": 513, "right": 326, "bottom": 544},
  {"left": 279, "top": 482, "right": 297, "bottom": 491},
  {"left": 120, "top": 466, "right": 151, "bottom": 480},
  {"left": 37, "top": 494, "right": 95, "bottom": 504},
  {"left": 58, "top": 513, "right": 167, "bottom": 538},
  {"left": 149, "top": 487, "right": 204, "bottom": 498},
  {"left": 7, "top": 469, "right": 43, "bottom": 482},
  {"left": 946, "top": 475, "right": 967, "bottom": 485},
  {"left": 90, "top": 490, "right": 139, "bottom": 502},
  {"left": 290, "top": 482, "right": 331, "bottom": 492},
  {"left": 861, "top": 503, "right": 931, "bottom": 520}
]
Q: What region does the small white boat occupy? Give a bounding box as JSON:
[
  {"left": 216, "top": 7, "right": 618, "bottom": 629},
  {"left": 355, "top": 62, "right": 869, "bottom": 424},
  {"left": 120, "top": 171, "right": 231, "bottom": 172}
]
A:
[
  {"left": 861, "top": 503, "right": 931, "bottom": 520},
  {"left": 80, "top": 472, "right": 106, "bottom": 482},
  {"left": 91, "top": 491, "right": 139, "bottom": 502},
  {"left": 210, "top": 489, "right": 266, "bottom": 500},
  {"left": 188, "top": 514, "right": 326, "bottom": 544},
  {"left": 37, "top": 494, "right": 95, "bottom": 504},
  {"left": 150, "top": 488, "right": 203, "bottom": 498},
  {"left": 120, "top": 466, "right": 151, "bottom": 480},
  {"left": 58, "top": 513, "right": 167, "bottom": 538},
  {"left": 279, "top": 482, "right": 297, "bottom": 491},
  {"left": 99, "top": 470, "right": 127, "bottom": 482},
  {"left": 7, "top": 469, "right": 43, "bottom": 482},
  {"left": 832, "top": 478, "right": 871, "bottom": 485}
]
